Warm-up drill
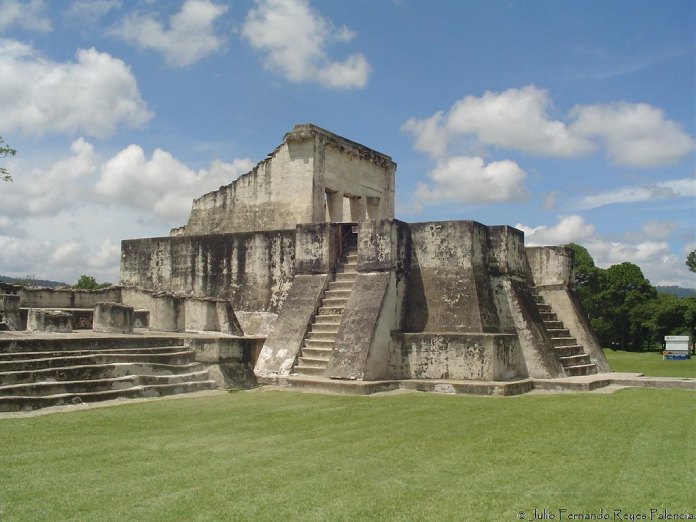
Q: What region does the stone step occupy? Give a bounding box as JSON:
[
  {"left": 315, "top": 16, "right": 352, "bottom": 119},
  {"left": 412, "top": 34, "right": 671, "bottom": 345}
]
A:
[
  {"left": 551, "top": 337, "right": 578, "bottom": 347},
  {"left": 0, "top": 380, "right": 218, "bottom": 413},
  {"left": 334, "top": 272, "right": 357, "bottom": 283},
  {"left": 531, "top": 294, "right": 543, "bottom": 304},
  {"left": 345, "top": 253, "right": 358, "bottom": 262},
  {"left": 337, "top": 264, "right": 357, "bottom": 274},
  {"left": 559, "top": 354, "right": 591, "bottom": 366},
  {"left": 296, "top": 357, "right": 329, "bottom": 369},
  {"left": 554, "top": 344, "right": 584, "bottom": 358},
  {"left": 0, "top": 351, "right": 196, "bottom": 373},
  {"left": 564, "top": 363, "right": 598, "bottom": 377},
  {"left": 293, "top": 365, "right": 325, "bottom": 377},
  {"left": 327, "top": 281, "right": 353, "bottom": 291},
  {"left": 0, "top": 336, "right": 184, "bottom": 354},
  {"left": 306, "top": 332, "right": 337, "bottom": 342},
  {"left": 539, "top": 312, "right": 558, "bottom": 322},
  {"left": 310, "top": 324, "right": 339, "bottom": 334},
  {"left": 324, "top": 289, "right": 351, "bottom": 299},
  {"left": 0, "top": 362, "right": 205, "bottom": 386},
  {"left": 312, "top": 315, "right": 341, "bottom": 326},
  {"left": 536, "top": 304, "right": 552, "bottom": 313},
  {"left": 0, "top": 370, "right": 212, "bottom": 397},
  {"left": 322, "top": 297, "right": 348, "bottom": 307},
  {"left": 0, "top": 345, "right": 187, "bottom": 361},
  {"left": 304, "top": 339, "right": 335, "bottom": 350},
  {"left": 546, "top": 328, "right": 571, "bottom": 338},
  {"left": 543, "top": 320, "right": 564, "bottom": 330},
  {"left": 317, "top": 306, "right": 344, "bottom": 316},
  {"left": 301, "top": 347, "right": 333, "bottom": 359}
]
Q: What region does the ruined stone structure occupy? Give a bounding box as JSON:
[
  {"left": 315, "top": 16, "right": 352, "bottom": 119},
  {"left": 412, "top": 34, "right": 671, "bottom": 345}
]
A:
[
  {"left": 0, "top": 124, "right": 616, "bottom": 411},
  {"left": 121, "top": 124, "right": 610, "bottom": 384}
]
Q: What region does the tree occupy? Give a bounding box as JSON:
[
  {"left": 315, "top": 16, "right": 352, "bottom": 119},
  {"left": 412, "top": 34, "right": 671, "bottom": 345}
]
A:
[
  {"left": 687, "top": 250, "right": 696, "bottom": 273},
  {"left": 74, "top": 275, "right": 99, "bottom": 290},
  {"left": 596, "top": 262, "right": 656, "bottom": 350},
  {"left": 564, "top": 243, "right": 601, "bottom": 319},
  {"left": 1, "top": 136, "right": 16, "bottom": 182}
]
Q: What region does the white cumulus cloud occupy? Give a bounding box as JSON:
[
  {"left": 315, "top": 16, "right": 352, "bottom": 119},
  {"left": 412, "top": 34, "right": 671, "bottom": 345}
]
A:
[
  {"left": 111, "top": 0, "right": 227, "bottom": 67},
  {"left": 570, "top": 102, "right": 696, "bottom": 168},
  {"left": 517, "top": 215, "right": 596, "bottom": 246},
  {"left": 0, "top": 138, "right": 99, "bottom": 218},
  {"left": 577, "top": 176, "right": 696, "bottom": 209},
  {"left": 242, "top": 0, "right": 370, "bottom": 89},
  {"left": 0, "top": 0, "right": 51, "bottom": 33},
  {"left": 402, "top": 85, "right": 694, "bottom": 168},
  {"left": 416, "top": 155, "right": 529, "bottom": 204},
  {"left": 0, "top": 39, "right": 152, "bottom": 137},
  {"left": 94, "top": 145, "right": 253, "bottom": 221},
  {"left": 67, "top": 0, "right": 121, "bottom": 25}
]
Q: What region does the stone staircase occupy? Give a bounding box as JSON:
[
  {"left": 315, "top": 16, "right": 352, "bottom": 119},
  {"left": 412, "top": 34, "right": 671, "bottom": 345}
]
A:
[
  {"left": 0, "top": 337, "right": 217, "bottom": 412},
  {"left": 293, "top": 249, "right": 358, "bottom": 377},
  {"left": 531, "top": 290, "right": 598, "bottom": 377}
]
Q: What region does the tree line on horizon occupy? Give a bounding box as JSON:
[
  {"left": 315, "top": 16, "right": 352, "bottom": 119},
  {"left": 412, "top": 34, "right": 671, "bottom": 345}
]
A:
[{"left": 565, "top": 243, "right": 696, "bottom": 352}]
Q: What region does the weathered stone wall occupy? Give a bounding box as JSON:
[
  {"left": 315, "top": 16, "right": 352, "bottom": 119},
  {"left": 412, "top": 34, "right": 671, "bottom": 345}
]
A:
[
  {"left": 391, "top": 333, "right": 524, "bottom": 380},
  {"left": 526, "top": 246, "right": 610, "bottom": 372},
  {"left": 18, "top": 287, "right": 122, "bottom": 308},
  {"left": 183, "top": 137, "right": 316, "bottom": 235},
  {"left": 178, "top": 124, "right": 396, "bottom": 236},
  {"left": 402, "top": 220, "right": 500, "bottom": 334},
  {"left": 488, "top": 227, "right": 565, "bottom": 378},
  {"left": 120, "top": 230, "right": 295, "bottom": 317}
]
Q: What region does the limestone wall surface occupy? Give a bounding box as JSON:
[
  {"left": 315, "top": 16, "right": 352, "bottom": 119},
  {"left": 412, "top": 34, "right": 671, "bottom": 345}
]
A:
[
  {"left": 19, "top": 287, "right": 122, "bottom": 308},
  {"left": 527, "top": 246, "right": 610, "bottom": 372},
  {"left": 183, "top": 137, "right": 316, "bottom": 235},
  {"left": 177, "top": 124, "right": 396, "bottom": 236},
  {"left": 402, "top": 220, "right": 500, "bottom": 334},
  {"left": 120, "top": 230, "right": 295, "bottom": 317}
]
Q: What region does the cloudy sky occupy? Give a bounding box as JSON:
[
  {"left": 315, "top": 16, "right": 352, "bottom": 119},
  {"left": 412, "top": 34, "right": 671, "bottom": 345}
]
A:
[{"left": 0, "top": 0, "right": 694, "bottom": 287}]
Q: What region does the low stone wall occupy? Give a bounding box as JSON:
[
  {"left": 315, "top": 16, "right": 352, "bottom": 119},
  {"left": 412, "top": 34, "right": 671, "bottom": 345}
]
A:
[
  {"left": 19, "top": 287, "right": 122, "bottom": 309},
  {"left": 391, "top": 333, "right": 524, "bottom": 381},
  {"left": 27, "top": 309, "right": 73, "bottom": 333},
  {"left": 93, "top": 302, "right": 134, "bottom": 334},
  {"left": 186, "top": 337, "right": 262, "bottom": 388},
  {"left": 0, "top": 294, "right": 21, "bottom": 331}
]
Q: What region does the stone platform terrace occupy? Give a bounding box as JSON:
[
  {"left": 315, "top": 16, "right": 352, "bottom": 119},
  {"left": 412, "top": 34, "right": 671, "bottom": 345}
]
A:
[
  {"left": 0, "top": 330, "right": 262, "bottom": 412},
  {"left": 258, "top": 372, "right": 696, "bottom": 396}
]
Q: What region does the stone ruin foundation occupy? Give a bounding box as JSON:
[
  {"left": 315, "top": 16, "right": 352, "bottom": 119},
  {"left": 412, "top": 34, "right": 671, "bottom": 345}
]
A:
[
  {"left": 120, "top": 124, "right": 610, "bottom": 383},
  {"left": 0, "top": 124, "right": 615, "bottom": 410}
]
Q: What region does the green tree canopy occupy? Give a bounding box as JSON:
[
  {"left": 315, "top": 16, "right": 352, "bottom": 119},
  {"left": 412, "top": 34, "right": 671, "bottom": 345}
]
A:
[
  {"left": 687, "top": 250, "right": 696, "bottom": 273},
  {"left": 1, "top": 136, "right": 16, "bottom": 182},
  {"left": 74, "top": 275, "right": 99, "bottom": 290}
]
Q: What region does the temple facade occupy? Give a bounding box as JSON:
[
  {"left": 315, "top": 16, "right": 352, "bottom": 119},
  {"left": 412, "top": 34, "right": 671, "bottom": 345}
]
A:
[{"left": 121, "top": 124, "right": 610, "bottom": 383}]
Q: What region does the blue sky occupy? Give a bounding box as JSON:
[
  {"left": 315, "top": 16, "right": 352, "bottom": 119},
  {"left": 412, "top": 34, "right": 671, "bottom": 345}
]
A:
[{"left": 0, "top": 0, "right": 694, "bottom": 287}]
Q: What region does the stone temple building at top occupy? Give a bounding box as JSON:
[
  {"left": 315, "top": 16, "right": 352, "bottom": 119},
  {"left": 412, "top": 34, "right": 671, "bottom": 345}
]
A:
[{"left": 120, "top": 123, "right": 610, "bottom": 384}]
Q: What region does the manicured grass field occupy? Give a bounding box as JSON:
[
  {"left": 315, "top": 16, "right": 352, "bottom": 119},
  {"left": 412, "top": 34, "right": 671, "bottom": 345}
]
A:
[
  {"left": 604, "top": 348, "right": 696, "bottom": 378},
  {"left": 1, "top": 388, "right": 694, "bottom": 521}
]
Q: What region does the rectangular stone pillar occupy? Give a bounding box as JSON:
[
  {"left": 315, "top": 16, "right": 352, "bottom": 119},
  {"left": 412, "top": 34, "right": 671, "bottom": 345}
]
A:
[{"left": 0, "top": 294, "right": 21, "bottom": 330}]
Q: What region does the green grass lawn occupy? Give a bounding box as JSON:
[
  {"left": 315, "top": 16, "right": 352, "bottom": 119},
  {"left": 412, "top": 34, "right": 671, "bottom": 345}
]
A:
[
  {"left": 1, "top": 388, "right": 695, "bottom": 521},
  {"left": 604, "top": 348, "right": 696, "bottom": 378}
]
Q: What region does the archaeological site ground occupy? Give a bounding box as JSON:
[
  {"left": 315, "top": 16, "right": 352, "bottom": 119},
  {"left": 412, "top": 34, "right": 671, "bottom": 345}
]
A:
[{"left": 1, "top": 124, "right": 694, "bottom": 411}]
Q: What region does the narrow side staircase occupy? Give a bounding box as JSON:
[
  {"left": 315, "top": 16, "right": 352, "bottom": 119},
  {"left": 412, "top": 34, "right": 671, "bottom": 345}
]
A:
[
  {"left": 293, "top": 249, "right": 358, "bottom": 377},
  {"left": 0, "top": 337, "right": 217, "bottom": 412},
  {"left": 531, "top": 290, "right": 598, "bottom": 377}
]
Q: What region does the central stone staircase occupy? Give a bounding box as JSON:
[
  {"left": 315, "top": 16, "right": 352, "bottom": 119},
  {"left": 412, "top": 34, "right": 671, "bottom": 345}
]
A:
[
  {"left": 293, "top": 248, "right": 358, "bottom": 377},
  {"left": 0, "top": 337, "right": 217, "bottom": 412},
  {"left": 531, "top": 290, "right": 598, "bottom": 376}
]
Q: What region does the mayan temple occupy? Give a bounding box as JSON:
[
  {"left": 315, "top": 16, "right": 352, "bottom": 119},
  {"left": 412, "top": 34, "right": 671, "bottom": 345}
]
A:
[{"left": 0, "top": 124, "right": 612, "bottom": 410}]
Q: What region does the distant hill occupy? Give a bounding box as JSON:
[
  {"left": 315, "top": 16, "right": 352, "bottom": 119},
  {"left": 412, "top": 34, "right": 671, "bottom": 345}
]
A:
[
  {"left": 656, "top": 286, "right": 696, "bottom": 298},
  {"left": 0, "top": 275, "right": 67, "bottom": 288}
]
